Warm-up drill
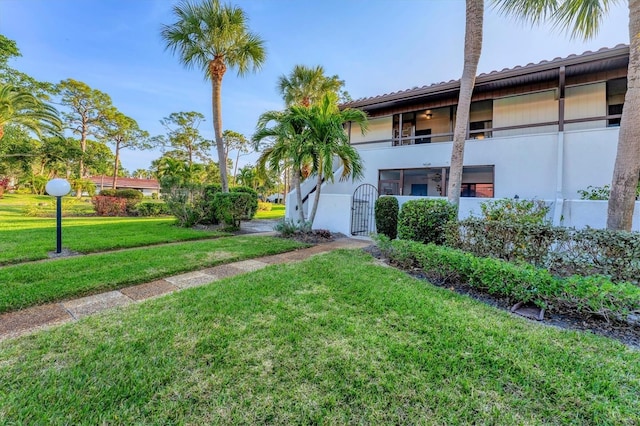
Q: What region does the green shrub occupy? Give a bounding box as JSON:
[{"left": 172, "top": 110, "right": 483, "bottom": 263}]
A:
[
  {"left": 375, "top": 196, "right": 399, "bottom": 239},
  {"left": 134, "top": 201, "right": 170, "bottom": 217},
  {"left": 213, "top": 192, "right": 256, "bottom": 229},
  {"left": 160, "top": 177, "right": 210, "bottom": 227},
  {"left": 375, "top": 236, "right": 640, "bottom": 323},
  {"left": 448, "top": 219, "right": 640, "bottom": 285},
  {"left": 99, "top": 189, "right": 117, "bottom": 197},
  {"left": 274, "top": 219, "right": 312, "bottom": 237},
  {"left": 398, "top": 198, "right": 456, "bottom": 245},
  {"left": 480, "top": 198, "right": 550, "bottom": 224},
  {"left": 230, "top": 186, "right": 259, "bottom": 216},
  {"left": 200, "top": 184, "right": 223, "bottom": 225}
]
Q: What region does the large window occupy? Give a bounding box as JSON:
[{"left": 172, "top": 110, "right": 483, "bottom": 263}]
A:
[
  {"left": 607, "top": 78, "right": 626, "bottom": 127},
  {"left": 378, "top": 166, "right": 494, "bottom": 198}
]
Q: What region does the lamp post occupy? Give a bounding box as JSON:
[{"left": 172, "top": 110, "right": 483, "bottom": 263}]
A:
[{"left": 45, "top": 178, "right": 71, "bottom": 254}]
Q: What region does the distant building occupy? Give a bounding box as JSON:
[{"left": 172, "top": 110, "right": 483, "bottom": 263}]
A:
[{"left": 89, "top": 176, "right": 160, "bottom": 197}]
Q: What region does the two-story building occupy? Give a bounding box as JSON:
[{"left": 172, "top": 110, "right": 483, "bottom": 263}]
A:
[{"left": 285, "top": 45, "right": 640, "bottom": 234}]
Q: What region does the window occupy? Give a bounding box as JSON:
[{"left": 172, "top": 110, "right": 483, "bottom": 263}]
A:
[
  {"left": 607, "top": 78, "right": 626, "bottom": 127},
  {"left": 378, "top": 166, "right": 494, "bottom": 198}
]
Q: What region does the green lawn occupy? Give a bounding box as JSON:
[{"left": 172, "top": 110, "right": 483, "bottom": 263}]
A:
[
  {"left": 0, "top": 235, "right": 306, "bottom": 313},
  {"left": 0, "top": 194, "right": 287, "bottom": 264},
  {"left": 1, "top": 250, "right": 637, "bottom": 424},
  {"left": 255, "top": 203, "right": 285, "bottom": 219}
]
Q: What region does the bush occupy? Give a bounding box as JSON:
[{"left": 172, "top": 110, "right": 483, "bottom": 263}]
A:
[
  {"left": 448, "top": 219, "right": 640, "bottom": 285},
  {"left": 230, "top": 186, "right": 259, "bottom": 217},
  {"left": 99, "top": 189, "right": 117, "bottom": 197},
  {"left": 92, "top": 196, "right": 128, "bottom": 216},
  {"left": 375, "top": 236, "right": 640, "bottom": 324},
  {"left": 375, "top": 196, "right": 399, "bottom": 239},
  {"left": 274, "top": 219, "right": 312, "bottom": 237},
  {"left": 398, "top": 198, "right": 456, "bottom": 245},
  {"left": 213, "top": 192, "right": 256, "bottom": 229},
  {"left": 160, "top": 177, "right": 210, "bottom": 227},
  {"left": 134, "top": 201, "right": 170, "bottom": 216},
  {"left": 97, "top": 188, "right": 143, "bottom": 215},
  {"left": 480, "top": 198, "right": 550, "bottom": 224}
]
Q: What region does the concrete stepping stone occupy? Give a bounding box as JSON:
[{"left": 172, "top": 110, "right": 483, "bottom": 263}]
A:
[
  {"left": 164, "top": 271, "right": 215, "bottom": 289},
  {"left": 62, "top": 291, "right": 132, "bottom": 319},
  {"left": 120, "top": 280, "right": 178, "bottom": 301},
  {"left": 0, "top": 304, "right": 71, "bottom": 339}
]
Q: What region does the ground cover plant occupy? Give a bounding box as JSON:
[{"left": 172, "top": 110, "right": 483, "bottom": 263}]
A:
[
  {"left": 0, "top": 236, "right": 306, "bottom": 313},
  {"left": 0, "top": 250, "right": 638, "bottom": 424}
]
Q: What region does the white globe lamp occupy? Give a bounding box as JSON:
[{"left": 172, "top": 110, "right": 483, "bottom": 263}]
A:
[{"left": 46, "top": 178, "right": 71, "bottom": 254}]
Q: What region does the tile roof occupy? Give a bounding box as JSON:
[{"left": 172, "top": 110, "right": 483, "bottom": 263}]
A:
[
  {"left": 89, "top": 176, "right": 159, "bottom": 189},
  {"left": 342, "top": 44, "right": 629, "bottom": 110}
]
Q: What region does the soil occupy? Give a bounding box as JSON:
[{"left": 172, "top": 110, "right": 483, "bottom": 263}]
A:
[
  {"left": 362, "top": 245, "right": 640, "bottom": 350},
  {"left": 280, "top": 230, "right": 344, "bottom": 244}
]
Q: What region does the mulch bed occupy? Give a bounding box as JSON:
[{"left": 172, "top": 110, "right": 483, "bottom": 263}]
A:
[{"left": 362, "top": 245, "right": 640, "bottom": 350}]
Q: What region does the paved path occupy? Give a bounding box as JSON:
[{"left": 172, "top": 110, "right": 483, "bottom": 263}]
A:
[{"left": 0, "top": 237, "right": 370, "bottom": 342}]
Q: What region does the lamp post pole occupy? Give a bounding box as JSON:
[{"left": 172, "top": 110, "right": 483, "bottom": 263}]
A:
[
  {"left": 46, "top": 178, "right": 71, "bottom": 254},
  {"left": 56, "top": 195, "right": 63, "bottom": 253}
]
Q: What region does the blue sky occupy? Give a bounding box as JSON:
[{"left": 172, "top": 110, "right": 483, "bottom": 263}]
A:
[{"left": 1, "top": 0, "right": 630, "bottom": 173}]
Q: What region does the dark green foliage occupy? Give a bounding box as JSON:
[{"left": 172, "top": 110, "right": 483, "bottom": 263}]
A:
[
  {"left": 201, "top": 183, "right": 223, "bottom": 225},
  {"left": 160, "top": 177, "right": 209, "bottom": 227},
  {"left": 448, "top": 219, "right": 640, "bottom": 285},
  {"left": 376, "top": 235, "right": 640, "bottom": 323},
  {"left": 134, "top": 201, "right": 171, "bottom": 217},
  {"left": 398, "top": 198, "right": 456, "bottom": 244},
  {"left": 274, "top": 219, "right": 312, "bottom": 237},
  {"left": 213, "top": 192, "right": 257, "bottom": 229},
  {"left": 375, "top": 196, "right": 399, "bottom": 239},
  {"left": 480, "top": 198, "right": 549, "bottom": 224},
  {"left": 99, "top": 189, "right": 117, "bottom": 197},
  {"left": 230, "top": 186, "right": 259, "bottom": 215}
]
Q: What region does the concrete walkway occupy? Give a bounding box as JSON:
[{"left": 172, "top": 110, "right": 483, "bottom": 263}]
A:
[{"left": 0, "top": 237, "right": 370, "bottom": 342}]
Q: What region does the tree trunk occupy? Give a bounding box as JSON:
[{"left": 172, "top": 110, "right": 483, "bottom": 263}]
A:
[
  {"left": 293, "top": 168, "right": 305, "bottom": 222},
  {"left": 209, "top": 58, "right": 229, "bottom": 192},
  {"left": 112, "top": 140, "right": 121, "bottom": 190},
  {"left": 447, "top": 0, "right": 484, "bottom": 209},
  {"left": 607, "top": 0, "right": 640, "bottom": 231},
  {"left": 308, "top": 171, "right": 324, "bottom": 225}
]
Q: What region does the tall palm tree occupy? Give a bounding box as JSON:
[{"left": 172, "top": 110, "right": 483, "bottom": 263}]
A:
[
  {"left": 287, "top": 94, "right": 368, "bottom": 224},
  {"left": 277, "top": 65, "right": 344, "bottom": 107},
  {"left": 161, "top": 0, "right": 266, "bottom": 193},
  {"left": 0, "top": 83, "right": 61, "bottom": 141},
  {"left": 492, "top": 0, "right": 634, "bottom": 230},
  {"left": 447, "top": 0, "right": 484, "bottom": 208}
]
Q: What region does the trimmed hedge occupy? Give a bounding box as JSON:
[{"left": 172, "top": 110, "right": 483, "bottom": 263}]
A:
[
  {"left": 134, "top": 201, "right": 171, "bottom": 216},
  {"left": 375, "top": 196, "right": 399, "bottom": 239},
  {"left": 375, "top": 236, "right": 640, "bottom": 324},
  {"left": 214, "top": 192, "right": 257, "bottom": 229},
  {"left": 448, "top": 218, "right": 640, "bottom": 285},
  {"left": 398, "top": 198, "right": 456, "bottom": 245}
]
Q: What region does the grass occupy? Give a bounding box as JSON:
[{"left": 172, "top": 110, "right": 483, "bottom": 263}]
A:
[
  {"left": 1, "top": 250, "right": 638, "bottom": 424},
  {"left": 255, "top": 203, "right": 285, "bottom": 219},
  {"left": 0, "top": 235, "right": 306, "bottom": 313},
  {"left": 0, "top": 194, "right": 288, "bottom": 265}
]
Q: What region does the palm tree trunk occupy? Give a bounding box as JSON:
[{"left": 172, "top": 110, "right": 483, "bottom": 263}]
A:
[
  {"left": 293, "top": 168, "right": 305, "bottom": 222},
  {"left": 607, "top": 0, "right": 640, "bottom": 231},
  {"left": 308, "top": 171, "right": 324, "bottom": 225},
  {"left": 447, "top": 0, "right": 484, "bottom": 209},
  {"left": 112, "top": 141, "right": 121, "bottom": 189},
  {"left": 210, "top": 58, "right": 229, "bottom": 192}
]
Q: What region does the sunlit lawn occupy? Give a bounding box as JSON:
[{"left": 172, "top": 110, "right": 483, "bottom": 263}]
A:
[
  {"left": 1, "top": 194, "right": 284, "bottom": 264},
  {"left": 255, "top": 203, "right": 285, "bottom": 220},
  {"left": 1, "top": 250, "right": 638, "bottom": 424},
  {"left": 0, "top": 235, "right": 306, "bottom": 313}
]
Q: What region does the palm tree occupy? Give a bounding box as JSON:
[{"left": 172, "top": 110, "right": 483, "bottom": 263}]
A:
[
  {"left": 277, "top": 65, "right": 345, "bottom": 107},
  {"left": 289, "top": 94, "right": 368, "bottom": 224},
  {"left": 447, "top": 0, "right": 484, "bottom": 208},
  {"left": 253, "top": 109, "right": 309, "bottom": 222},
  {"left": 492, "top": 0, "right": 635, "bottom": 230},
  {"left": 0, "top": 83, "right": 61, "bottom": 141},
  {"left": 161, "top": 0, "right": 266, "bottom": 193}
]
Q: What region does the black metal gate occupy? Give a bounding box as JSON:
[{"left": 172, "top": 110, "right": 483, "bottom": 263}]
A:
[{"left": 350, "top": 184, "right": 378, "bottom": 236}]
